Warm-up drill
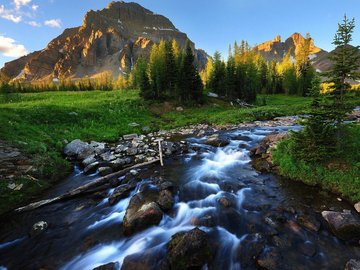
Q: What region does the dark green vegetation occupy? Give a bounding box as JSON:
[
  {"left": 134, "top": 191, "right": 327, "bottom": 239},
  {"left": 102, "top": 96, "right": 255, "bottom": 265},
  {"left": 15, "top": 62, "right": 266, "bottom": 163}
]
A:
[
  {"left": 0, "top": 91, "right": 312, "bottom": 213},
  {"left": 134, "top": 40, "right": 203, "bottom": 104},
  {"left": 273, "top": 15, "right": 360, "bottom": 202},
  {"left": 273, "top": 124, "right": 360, "bottom": 202}
]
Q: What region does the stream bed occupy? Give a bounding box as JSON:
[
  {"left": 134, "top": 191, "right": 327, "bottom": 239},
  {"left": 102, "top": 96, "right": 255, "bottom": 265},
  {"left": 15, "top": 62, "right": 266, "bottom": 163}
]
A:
[{"left": 0, "top": 125, "right": 360, "bottom": 270}]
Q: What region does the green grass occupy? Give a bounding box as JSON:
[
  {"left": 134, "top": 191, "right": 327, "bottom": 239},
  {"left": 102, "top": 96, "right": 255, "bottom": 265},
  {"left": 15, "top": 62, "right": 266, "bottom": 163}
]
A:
[
  {"left": 0, "top": 91, "right": 313, "bottom": 213},
  {"left": 272, "top": 125, "right": 360, "bottom": 202}
]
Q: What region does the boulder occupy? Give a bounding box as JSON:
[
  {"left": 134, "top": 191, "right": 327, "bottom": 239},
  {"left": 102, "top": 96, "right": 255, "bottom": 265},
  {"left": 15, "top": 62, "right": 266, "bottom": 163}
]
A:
[
  {"left": 167, "top": 228, "right": 211, "bottom": 270},
  {"left": 345, "top": 259, "right": 360, "bottom": 270},
  {"left": 93, "top": 262, "right": 119, "bottom": 270},
  {"left": 109, "top": 181, "right": 138, "bottom": 205},
  {"left": 236, "top": 233, "right": 265, "bottom": 268},
  {"left": 354, "top": 202, "right": 360, "bottom": 213},
  {"left": 30, "top": 221, "right": 48, "bottom": 237},
  {"left": 123, "top": 199, "right": 163, "bottom": 235},
  {"left": 64, "top": 139, "right": 95, "bottom": 160},
  {"left": 82, "top": 155, "right": 97, "bottom": 167},
  {"left": 84, "top": 161, "right": 100, "bottom": 174},
  {"left": 204, "top": 134, "right": 230, "bottom": 147},
  {"left": 322, "top": 211, "right": 360, "bottom": 241},
  {"left": 257, "top": 247, "right": 282, "bottom": 270},
  {"left": 156, "top": 189, "right": 174, "bottom": 211}
]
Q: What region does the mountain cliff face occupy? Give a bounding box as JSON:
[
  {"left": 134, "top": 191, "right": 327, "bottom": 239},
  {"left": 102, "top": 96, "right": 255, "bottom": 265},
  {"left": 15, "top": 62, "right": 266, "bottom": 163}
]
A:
[
  {"left": 1, "top": 1, "right": 208, "bottom": 82},
  {"left": 254, "top": 33, "right": 327, "bottom": 62}
]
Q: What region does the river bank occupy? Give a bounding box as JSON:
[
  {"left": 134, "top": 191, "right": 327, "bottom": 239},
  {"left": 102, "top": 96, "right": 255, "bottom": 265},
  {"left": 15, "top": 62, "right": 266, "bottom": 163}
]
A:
[{"left": 1, "top": 122, "right": 360, "bottom": 269}]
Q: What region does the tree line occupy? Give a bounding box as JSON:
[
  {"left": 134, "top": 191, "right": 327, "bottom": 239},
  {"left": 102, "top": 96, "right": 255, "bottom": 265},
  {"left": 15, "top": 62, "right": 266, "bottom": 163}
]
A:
[
  {"left": 132, "top": 39, "right": 203, "bottom": 105},
  {"left": 202, "top": 34, "right": 317, "bottom": 104}
]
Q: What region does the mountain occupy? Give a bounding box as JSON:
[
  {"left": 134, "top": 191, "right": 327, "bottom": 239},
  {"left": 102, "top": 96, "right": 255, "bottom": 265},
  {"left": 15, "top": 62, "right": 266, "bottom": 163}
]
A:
[
  {"left": 1, "top": 1, "right": 208, "bottom": 82},
  {"left": 254, "top": 33, "right": 328, "bottom": 62},
  {"left": 312, "top": 44, "right": 360, "bottom": 73}
]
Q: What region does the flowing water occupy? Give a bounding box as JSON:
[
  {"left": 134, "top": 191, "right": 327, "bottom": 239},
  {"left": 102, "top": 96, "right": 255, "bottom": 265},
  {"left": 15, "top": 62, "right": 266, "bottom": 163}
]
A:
[{"left": 0, "top": 125, "right": 360, "bottom": 270}]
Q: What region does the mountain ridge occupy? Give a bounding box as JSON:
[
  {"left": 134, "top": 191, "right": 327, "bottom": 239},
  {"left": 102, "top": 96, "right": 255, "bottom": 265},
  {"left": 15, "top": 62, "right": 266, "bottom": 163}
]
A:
[{"left": 1, "top": 1, "right": 208, "bottom": 82}]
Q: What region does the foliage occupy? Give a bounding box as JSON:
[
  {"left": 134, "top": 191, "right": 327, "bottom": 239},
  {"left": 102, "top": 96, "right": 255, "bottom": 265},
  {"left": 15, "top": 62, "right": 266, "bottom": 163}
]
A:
[
  {"left": 273, "top": 125, "right": 360, "bottom": 202},
  {"left": 134, "top": 39, "right": 204, "bottom": 104}
]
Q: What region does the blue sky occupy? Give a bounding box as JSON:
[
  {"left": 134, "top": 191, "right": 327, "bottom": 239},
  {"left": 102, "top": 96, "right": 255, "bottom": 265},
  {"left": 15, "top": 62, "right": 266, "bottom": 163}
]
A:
[{"left": 0, "top": 0, "right": 359, "bottom": 68}]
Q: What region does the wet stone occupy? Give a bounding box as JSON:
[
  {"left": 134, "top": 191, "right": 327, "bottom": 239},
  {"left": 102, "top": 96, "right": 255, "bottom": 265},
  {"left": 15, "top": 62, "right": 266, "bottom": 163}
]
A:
[
  {"left": 345, "top": 259, "right": 360, "bottom": 270},
  {"left": 257, "top": 247, "right": 283, "bottom": 270},
  {"left": 298, "top": 241, "right": 317, "bottom": 257},
  {"left": 93, "top": 262, "right": 119, "bottom": 270}
]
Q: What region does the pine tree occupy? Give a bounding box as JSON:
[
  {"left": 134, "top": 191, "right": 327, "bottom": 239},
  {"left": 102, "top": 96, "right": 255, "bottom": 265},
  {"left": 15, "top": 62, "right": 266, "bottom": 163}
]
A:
[
  {"left": 134, "top": 58, "right": 152, "bottom": 99},
  {"left": 326, "top": 15, "right": 360, "bottom": 102},
  {"left": 296, "top": 33, "right": 316, "bottom": 96},
  {"left": 208, "top": 51, "right": 226, "bottom": 96}
]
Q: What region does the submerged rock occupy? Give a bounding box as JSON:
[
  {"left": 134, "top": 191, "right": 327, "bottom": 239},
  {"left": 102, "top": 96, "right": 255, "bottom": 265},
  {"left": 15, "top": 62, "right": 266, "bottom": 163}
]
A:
[
  {"left": 166, "top": 228, "right": 212, "bottom": 270},
  {"left": 30, "top": 221, "right": 48, "bottom": 237},
  {"left": 257, "top": 247, "right": 283, "bottom": 270},
  {"left": 322, "top": 211, "right": 360, "bottom": 241}
]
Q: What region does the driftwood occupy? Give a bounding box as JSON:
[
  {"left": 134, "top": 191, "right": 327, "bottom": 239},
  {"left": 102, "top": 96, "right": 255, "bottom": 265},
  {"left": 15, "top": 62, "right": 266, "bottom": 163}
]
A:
[{"left": 15, "top": 158, "right": 160, "bottom": 212}]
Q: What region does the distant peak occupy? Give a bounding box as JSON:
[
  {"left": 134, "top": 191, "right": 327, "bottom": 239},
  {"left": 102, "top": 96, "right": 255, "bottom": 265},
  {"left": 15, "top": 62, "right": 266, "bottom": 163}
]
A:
[{"left": 273, "top": 35, "right": 281, "bottom": 43}]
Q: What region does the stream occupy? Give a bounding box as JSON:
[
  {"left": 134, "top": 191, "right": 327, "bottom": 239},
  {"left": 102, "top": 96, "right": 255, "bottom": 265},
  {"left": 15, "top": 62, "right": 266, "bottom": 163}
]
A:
[{"left": 0, "top": 125, "right": 360, "bottom": 270}]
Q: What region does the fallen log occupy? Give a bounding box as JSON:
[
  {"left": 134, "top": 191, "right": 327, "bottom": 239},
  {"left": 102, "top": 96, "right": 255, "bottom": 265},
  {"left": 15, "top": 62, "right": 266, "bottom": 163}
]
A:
[{"left": 15, "top": 158, "right": 160, "bottom": 212}]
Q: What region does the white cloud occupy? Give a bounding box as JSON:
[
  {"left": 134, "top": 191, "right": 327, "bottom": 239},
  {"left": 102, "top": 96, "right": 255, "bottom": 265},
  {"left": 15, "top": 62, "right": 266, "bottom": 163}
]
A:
[
  {"left": 44, "top": 19, "right": 61, "bottom": 28},
  {"left": 0, "top": 5, "right": 22, "bottom": 23},
  {"left": 27, "top": 20, "right": 41, "bottom": 27},
  {"left": 0, "top": 36, "right": 28, "bottom": 57},
  {"left": 31, "top": 4, "right": 38, "bottom": 11},
  {"left": 14, "top": 0, "right": 32, "bottom": 10}
]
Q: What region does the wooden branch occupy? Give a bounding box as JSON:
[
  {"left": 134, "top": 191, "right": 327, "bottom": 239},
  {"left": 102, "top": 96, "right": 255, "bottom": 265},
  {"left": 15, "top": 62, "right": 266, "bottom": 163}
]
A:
[{"left": 15, "top": 158, "right": 160, "bottom": 212}]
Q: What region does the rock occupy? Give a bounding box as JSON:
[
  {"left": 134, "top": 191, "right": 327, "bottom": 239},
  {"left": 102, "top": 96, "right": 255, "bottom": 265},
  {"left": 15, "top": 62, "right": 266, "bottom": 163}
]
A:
[
  {"left": 100, "top": 152, "right": 117, "bottom": 162},
  {"left": 345, "top": 259, "right": 360, "bottom": 270},
  {"left": 84, "top": 161, "right": 100, "bottom": 174},
  {"left": 82, "top": 155, "right": 97, "bottom": 167},
  {"left": 204, "top": 134, "right": 230, "bottom": 147},
  {"left": 123, "top": 134, "right": 138, "bottom": 141},
  {"left": 218, "top": 197, "right": 233, "bottom": 208},
  {"left": 123, "top": 199, "right": 163, "bottom": 235},
  {"left": 354, "top": 202, "right": 360, "bottom": 213},
  {"left": 167, "top": 228, "right": 211, "bottom": 270},
  {"left": 321, "top": 211, "right": 360, "bottom": 241},
  {"left": 237, "top": 233, "right": 265, "bottom": 268},
  {"left": 64, "top": 139, "right": 95, "bottom": 160},
  {"left": 176, "top": 107, "right": 184, "bottom": 112},
  {"left": 128, "top": 122, "right": 140, "bottom": 127},
  {"left": 156, "top": 190, "right": 174, "bottom": 211},
  {"left": 110, "top": 158, "right": 126, "bottom": 170},
  {"left": 252, "top": 159, "right": 271, "bottom": 173},
  {"left": 93, "top": 262, "right": 119, "bottom": 270},
  {"left": 130, "top": 169, "right": 138, "bottom": 176},
  {"left": 257, "top": 247, "right": 282, "bottom": 270},
  {"left": 298, "top": 241, "right": 316, "bottom": 257},
  {"left": 30, "top": 221, "right": 48, "bottom": 237},
  {"left": 90, "top": 141, "right": 106, "bottom": 154},
  {"left": 127, "top": 148, "right": 138, "bottom": 156},
  {"left": 98, "top": 167, "right": 113, "bottom": 176},
  {"left": 297, "top": 214, "right": 321, "bottom": 232},
  {"left": 121, "top": 249, "right": 164, "bottom": 270},
  {"left": 109, "top": 181, "right": 138, "bottom": 205}
]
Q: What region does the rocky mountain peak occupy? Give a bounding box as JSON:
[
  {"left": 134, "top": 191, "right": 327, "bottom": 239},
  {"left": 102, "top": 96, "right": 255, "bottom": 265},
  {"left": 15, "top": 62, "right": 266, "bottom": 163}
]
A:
[
  {"left": 1, "top": 1, "right": 208, "bottom": 82},
  {"left": 254, "top": 32, "right": 325, "bottom": 61}
]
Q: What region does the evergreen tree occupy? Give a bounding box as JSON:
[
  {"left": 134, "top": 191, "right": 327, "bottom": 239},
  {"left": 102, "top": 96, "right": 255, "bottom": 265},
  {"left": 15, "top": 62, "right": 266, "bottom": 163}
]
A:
[
  {"left": 177, "top": 41, "right": 203, "bottom": 104},
  {"left": 208, "top": 51, "right": 226, "bottom": 96},
  {"left": 134, "top": 58, "right": 152, "bottom": 99},
  {"left": 296, "top": 33, "right": 316, "bottom": 96}
]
